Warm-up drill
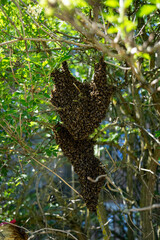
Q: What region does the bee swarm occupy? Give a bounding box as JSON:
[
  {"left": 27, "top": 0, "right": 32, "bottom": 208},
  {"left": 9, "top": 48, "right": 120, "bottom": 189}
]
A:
[
  {"left": 51, "top": 58, "right": 115, "bottom": 211},
  {"left": 50, "top": 58, "right": 115, "bottom": 140},
  {"left": 54, "top": 124, "right": 106, "bottom": 212}
]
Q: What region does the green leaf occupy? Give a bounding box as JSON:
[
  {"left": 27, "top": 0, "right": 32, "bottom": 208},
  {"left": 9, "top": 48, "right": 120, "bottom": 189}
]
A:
[
  {"left": 73, "top": 0, "right": 89, "bottom": 7},
  {"left": 43, "top": 93, "right": 50, "bottom": 98},
  {"left": 1, "top": 0, "right": 7, "bottom": 5},
  {"left": 60, "top": 54, "right": 72, "bottom": 62},
  {"left": 155, "top": 130, "right": 160, "bottom": 138},
  {"left": 149, "top": 0, "right": 160, "bottom": 4},
  {"left": 106, "top": 14, "right": 118, "bottom": 23},
  {"left": 107, "top": 26, "right": 118, "bottom": 34},
  {"left": 19, "top": 99, "right": 28, "bottom": 107},
  {"left": 124, "top": 0, "right": 133, "bottom": 8},
  {"left": 135, "top": 52, "right": 151, "bottom": 60},
  {"left": 105, "top": 0, "right": 119, "bottom": 7},
  {"left": 121, "top": 18, "right": 137, "bottom": 32},
  {"left": 42, "top": 60, "right": 48, "bottom": 67},
  {"left": 137, "top": 5, "right": 157, "bottom": 17},
  {"left": 28, "top": 121, "right": 38, "bottom": 127}
]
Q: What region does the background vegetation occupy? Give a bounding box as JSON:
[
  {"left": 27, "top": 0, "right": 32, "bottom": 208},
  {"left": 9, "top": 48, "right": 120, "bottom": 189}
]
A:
[{"left": 0, "top": 0, "right": 160, "bottom": 239}]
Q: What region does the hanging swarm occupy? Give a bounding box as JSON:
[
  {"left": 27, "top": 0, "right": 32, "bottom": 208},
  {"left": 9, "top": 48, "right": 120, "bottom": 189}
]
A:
[
  {"left": 50, "top": 57, "right": 115, "bottom": 140},
  {"left": 54, "top": 124, "right": 106, "bottom": 211},
  {"left": 51, "top": 58, "right": 115, "bottom": 211}
]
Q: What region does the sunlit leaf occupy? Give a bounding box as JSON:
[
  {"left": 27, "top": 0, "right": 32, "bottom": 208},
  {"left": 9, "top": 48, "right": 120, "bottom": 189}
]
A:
[
  {"left": 107, "top": 26, "right": 118, "bottom": 34},
  {"left": 124, "top": 0, "right": 133, "bottom": 8},
  {"left": 137, "top": 4, "right": 157, "bottom": 17},
  {"left": 135, "top": 52, "right": 151, "bottom": 60},
  {"left": 105, "top": 0, "right": 119, "bottom": 7}
]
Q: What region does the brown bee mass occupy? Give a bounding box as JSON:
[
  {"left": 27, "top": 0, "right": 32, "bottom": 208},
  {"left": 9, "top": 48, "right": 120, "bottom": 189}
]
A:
[
  {"left": 51, "top": 58, "right": 114, "bottom": 211},
  {"left": 50, "top": 58, "right": 115, "bottom": 140},
  {"left": 54, "top": 124, "right": 106, "bottom": 211}
]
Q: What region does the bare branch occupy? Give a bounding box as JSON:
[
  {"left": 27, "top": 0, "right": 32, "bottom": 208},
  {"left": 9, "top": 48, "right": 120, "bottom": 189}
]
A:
[
  {"left": 148, "top": 41, "right": 160, "bottom": 53},
  {"left": 132, "top": 123, "right": 160, "bottom": 145},
  {"left": 0, "top": 37, "right": 93, "bottom": 48},
  {"left": 0, "top": 39, "right": 21, "bottom": 47},
  {"left": 28, "top": 227, "right": 78, "bottom": 240},
  {"left": 105, "top": 60, "right": 131, "bottom": 70},
  {"left": 128, "top": 204, "right": 160, "bottom": 212}
]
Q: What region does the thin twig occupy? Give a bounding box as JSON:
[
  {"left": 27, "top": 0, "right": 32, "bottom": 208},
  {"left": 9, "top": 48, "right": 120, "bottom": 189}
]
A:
[
  {"left": 13, "top": 0, "right": 32, "bottom": 82},
  {"left": 93, "top": 118, "right": 119, "bottom": 141},
  {"left": 0, "top": 37, "right": 94, "bottom": 48},
  {"left": 28, "top": 228, "right": 78, "bottom": 240},
  {"left": 19, "top": 113, "right": 22, "bottom": 138},
  {"left": 133, "top": 123, "right": 160, "bottom": 145},
  {"left": 128, "top": 204, "right": 160, "bottom": 212},
  {"left": 36, "top": 175, "right": 47, "bottom": 226},
  {"left": 105, "top": 60, "right": 131, "bottom": 70},
  {"left": 0, "top": 39, "right": 21, "bottom": 47},
  {"left": 9, "top": 47, "right": 20, "bottom": 85}
]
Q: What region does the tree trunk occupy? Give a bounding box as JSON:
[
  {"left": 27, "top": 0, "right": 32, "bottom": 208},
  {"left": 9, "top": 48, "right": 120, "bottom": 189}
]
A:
[
  {"left": 140, "top": 149, "right": 159, "bottom": 240},
  {"left": 127, "top": 133, "right": 135, "bottom": 240},
  {"left": 97, "top": 192, "right": 111, "bottom": 240}
]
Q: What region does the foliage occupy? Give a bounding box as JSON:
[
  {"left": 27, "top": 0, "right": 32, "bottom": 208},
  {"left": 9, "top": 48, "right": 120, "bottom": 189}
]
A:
[{"left": 0, "top": 0, "right": 160, "bottom": 239}]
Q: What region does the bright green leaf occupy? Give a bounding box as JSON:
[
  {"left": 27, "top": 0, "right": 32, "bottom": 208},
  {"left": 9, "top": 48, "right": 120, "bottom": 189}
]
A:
[
  {"left": 42, "top": 60, "right": 48, "bottom": 67},
  {"left": 24, "top": 57, "right": 31, "bottom": 62},
  {"left": 106, "top": 14, "right": 118, "bottom": 23},
  {"left": 135, "top": 52, "right": 151, "bottom": 60},
  {"left": 28, "top": 121, "right": 38, "bottom": 127},
  {"left": 124, "top": 0, "right": 133, "bottom": 8},
  {"left": 105, "top": 0, "right": 119, "bottom": 8},
  {"left": 149, "top": 0, "right": 160, "bottom": 4},
  {"left": 107, "top": 26, "right": 118, "bottom": 34},
  {"left": 137, "top": 5, "right": 157, "bottom": 17}
]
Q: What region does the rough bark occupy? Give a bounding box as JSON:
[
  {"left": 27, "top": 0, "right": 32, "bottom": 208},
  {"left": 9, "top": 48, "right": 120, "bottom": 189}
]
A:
[{"left": 140, "top": 149, "right": 159, "bottom": 240}]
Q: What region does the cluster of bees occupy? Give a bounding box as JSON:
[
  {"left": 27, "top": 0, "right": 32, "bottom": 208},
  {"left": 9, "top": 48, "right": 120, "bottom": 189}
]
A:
[
  {"left": 54, "top": 124, "right": 106, "bottom": 211},
  {"left": 0, "top": 224, "right": 28, "bottom": 240},
  {"left": 51, "top": 58, "right": 115, "bottom": 211},
  {"left": 51, "top": 58, "right": 115, "bottom": 140}
]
